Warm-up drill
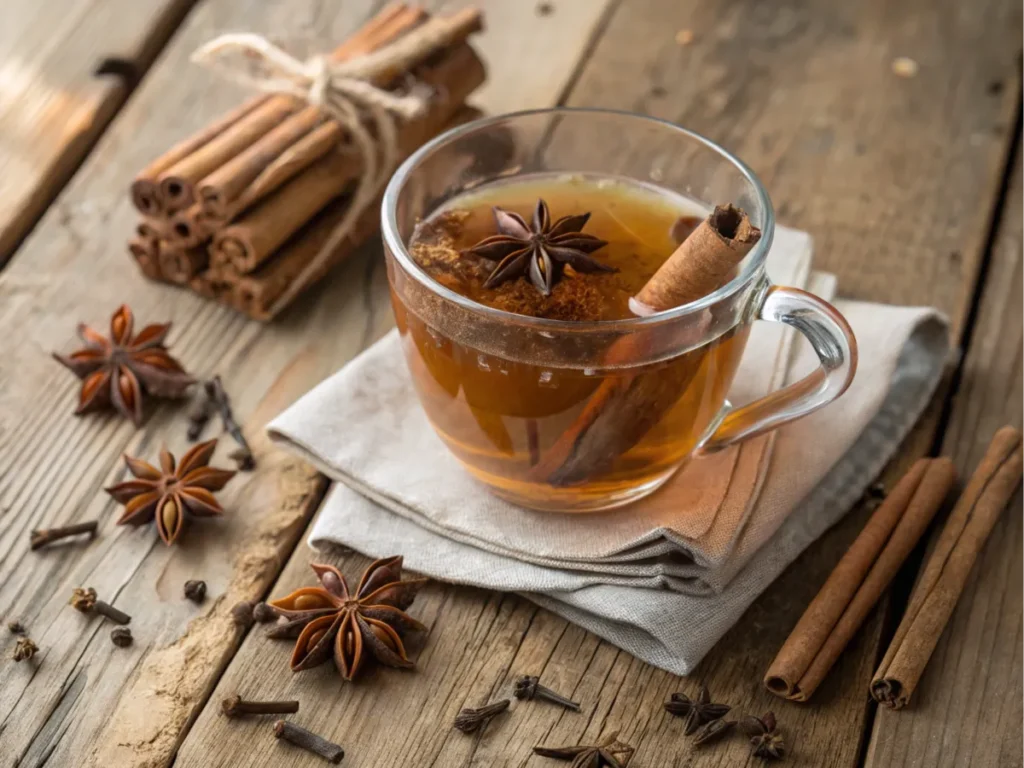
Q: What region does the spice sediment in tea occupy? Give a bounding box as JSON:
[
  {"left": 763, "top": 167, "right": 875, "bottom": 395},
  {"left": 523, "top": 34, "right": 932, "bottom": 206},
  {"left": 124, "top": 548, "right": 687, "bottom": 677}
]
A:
[{"left": 397, "top": 175, "right": 748, "bottom": 509}]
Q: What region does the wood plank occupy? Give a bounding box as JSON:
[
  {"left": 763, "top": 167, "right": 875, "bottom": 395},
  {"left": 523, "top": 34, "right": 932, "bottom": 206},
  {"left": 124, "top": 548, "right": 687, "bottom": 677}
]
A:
[
  {"left": 864, "top": 153, "right": 1023, "bottom": 767},
  {"left": 0, "top": 0, "right": 199, "bottom": 266},
  {"left": 0, "top": 1, "right": 616, "bottom": 766},
  {"left": 173, "top": 0, "right": 1022, "bottom": 766}
]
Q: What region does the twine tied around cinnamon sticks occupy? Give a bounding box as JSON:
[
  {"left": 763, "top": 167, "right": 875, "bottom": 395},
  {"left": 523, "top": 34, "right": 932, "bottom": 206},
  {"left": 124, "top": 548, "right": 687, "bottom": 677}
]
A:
[{"left": 189, "top": 15, "right": 463, "bottom": 315}]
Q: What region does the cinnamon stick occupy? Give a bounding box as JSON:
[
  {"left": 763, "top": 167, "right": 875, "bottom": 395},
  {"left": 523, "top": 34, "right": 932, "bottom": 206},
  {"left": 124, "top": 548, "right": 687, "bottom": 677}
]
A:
[
  {"left": 871, "top": 427, "right": 1023, "bottom": 710},
  {"left": 195, "top": 5, "right": 428, "bottom": 220},
  {"left": 764, "top": 458, "right": 957, "bottom": 702},
  {"left": 231, "top": 105, "right": 485, "bottom": 320},
  {"left": 533, "top": 205, "right": 761, "bottom": 486},
  {"left": 128, "top": 237, "right": 163, "bottom": 281},
  {"left": 158, "top": 98, "right": 303, "bottom": 214},
  {"left": 158, "top": 244, "right": 209, "bottom": 284},
  {"left": 130, "top": 95, "right": 269, "bottom": 217},
  {"left": 209, "top": 41, "right": 486, "bottom": 276},
  {"left": 152, "top": 3, "right": 426, "bottom": 214}
]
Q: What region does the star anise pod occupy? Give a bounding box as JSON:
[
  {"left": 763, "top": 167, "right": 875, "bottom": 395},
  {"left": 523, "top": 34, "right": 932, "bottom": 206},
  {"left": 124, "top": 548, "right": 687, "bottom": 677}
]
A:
[
  {"left": 742, "top": 711, "right": 786, "bottom": 761},
  {"left": 53, "top": 304, "right": 194, "bottom": 425},
  {"left": 105, "top": 439, "right": 235, "bottom": 545},
  {"left": 267, "top": 557, "right": 428, "bottom": 681},
  {"left": 664, "top": 685, "right": 731, "bottom": 735},
  {"left": 463, "top": 198, "right": 615, "bottom": 296},
  {"left": 533, "top": 731, "right": 634, "bottom": 768}
]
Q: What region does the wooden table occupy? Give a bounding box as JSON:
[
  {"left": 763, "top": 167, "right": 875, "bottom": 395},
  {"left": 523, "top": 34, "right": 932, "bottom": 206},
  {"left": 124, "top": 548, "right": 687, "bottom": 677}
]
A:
[{"left": 0, "top": 1, "right": 1020, "bottom": 766}]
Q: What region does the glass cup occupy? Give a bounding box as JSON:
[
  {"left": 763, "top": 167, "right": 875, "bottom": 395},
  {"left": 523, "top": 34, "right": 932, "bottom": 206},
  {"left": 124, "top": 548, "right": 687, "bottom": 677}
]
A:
[{"left": 381, "top": 109, "right": 857, "bottom": 512}]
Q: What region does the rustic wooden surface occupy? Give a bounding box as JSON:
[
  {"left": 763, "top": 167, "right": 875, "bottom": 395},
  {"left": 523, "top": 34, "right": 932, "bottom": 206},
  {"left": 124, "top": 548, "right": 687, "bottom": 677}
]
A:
[
  {"left": 865, "top": 155, "right": 1024, "bottom": 768},
  {"left": 0, "top": 0, "right": 1020, "bottom": 767},
  {"left": 0, "top": 0, "right": 199, "bottom": 266}
]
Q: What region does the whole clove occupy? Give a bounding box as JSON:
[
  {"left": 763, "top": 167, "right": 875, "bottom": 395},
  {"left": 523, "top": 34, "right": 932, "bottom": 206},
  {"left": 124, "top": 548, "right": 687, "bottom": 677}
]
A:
[
  {"left": 453, "top": 699, "right": 510, "bottom": 733},
  {"left": 513, "top": 675, "right": 581, "bottom": 711},
  {"left": 7, "top": 620, "right": 26, "bottom": 635},
  {"left": 69, "top": 587, "right": 131, "bottom": 625},
  {"left": 110, "top": 627, "right": 134, "bottom": 647},
  {"left": 12, "top": 637, "right": 38, "bottom": 661},
  {"left": 252, "top": 602, "right": 278, "bottom": 623},
  {"left": 187, "top": 388, "right": 217, "bottom": 441},
  {"left": 30, "top": 520, "right": 99, "bottom": 550},
  {"left": 231, "top": 600, "right": 255, "bottom": 628},
  {"left": 206, "top": 376, "right": 256, "bottom": 471},
  {"left": 184, "top": 580, "right": 208, "bottom": 603},
  {"left": 273, "top": 720, "right": 344, "bottom": 764},
  {"left": 222, "top": 694, "right": 299, "bottom": 718}
]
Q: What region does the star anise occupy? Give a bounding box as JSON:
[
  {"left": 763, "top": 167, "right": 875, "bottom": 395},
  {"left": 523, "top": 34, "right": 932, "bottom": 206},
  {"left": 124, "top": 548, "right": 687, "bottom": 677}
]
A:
[
  {"left": 105, "top": 439, "right": 235, "bottom": 545},
  {"left": 53, "top": 304, "right": 194, "bottom": 425},
  {"left": 463, "top": 199, "right": 615, "bottom": 296},
  {"left": 533, "top": 731, "right": 634, "bottom": 768},
  {"left": 664, "top": 685, "right": 731, "bottom": 735},
  {"left": 267, "top": 557, "right": 428, "bottom": 681},
  {"left": 742, "top": 712, "right": 786, "bottom": 761}
]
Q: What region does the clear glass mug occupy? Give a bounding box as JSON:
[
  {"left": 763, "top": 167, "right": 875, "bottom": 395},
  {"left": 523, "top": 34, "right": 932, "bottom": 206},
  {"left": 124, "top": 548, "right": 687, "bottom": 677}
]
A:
[{"left": 381, "top": 109, "right": 857, "bottom": 512}]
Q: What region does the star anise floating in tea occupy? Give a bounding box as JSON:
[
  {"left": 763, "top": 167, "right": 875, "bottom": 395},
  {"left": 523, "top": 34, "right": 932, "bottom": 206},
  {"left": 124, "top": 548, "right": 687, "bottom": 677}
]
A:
[
  {"left": 533, "top": 731, "right": 634, "bottom": 767},
  {"left": 105, "top": 439, "right": 235, "bottom": 545},
  {"left": 267, "top": 557, "right": 428, "bottom": 681},
  {"left": 664, "top": 685, "right": 731, "bottom": 735},
  {"left": 53, "top": 304, "right": 194, "bottom": 425},
  {"left": 463, "top": 198, "right": 615, "bottom": 296}
]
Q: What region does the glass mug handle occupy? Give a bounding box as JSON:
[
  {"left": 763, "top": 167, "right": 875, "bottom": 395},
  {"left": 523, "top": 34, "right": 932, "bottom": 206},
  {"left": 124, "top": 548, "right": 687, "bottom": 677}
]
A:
[{"left": 695, "top": 284, "right": 858, "bottom": 455}]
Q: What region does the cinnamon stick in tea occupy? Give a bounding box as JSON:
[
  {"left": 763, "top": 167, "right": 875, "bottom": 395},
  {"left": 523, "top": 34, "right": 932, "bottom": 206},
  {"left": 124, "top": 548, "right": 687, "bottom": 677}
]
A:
[
  {"left": 534, "top": 205, "right": 761, "bottom": 486},
  {"left": 764, "top": 458, "right": 956, "bottom": 702},
  {"left": 195, "top": 4, "right": 430, "bottom": 219},
  {"left": 871, "top": 427, "right": 1023, "bottom": 710},
  {"left": 130, "top": 96, "right": 269, "bottom": 217},
  {"left": 209, "top": 42, "right": 485, "bottom": 275}
]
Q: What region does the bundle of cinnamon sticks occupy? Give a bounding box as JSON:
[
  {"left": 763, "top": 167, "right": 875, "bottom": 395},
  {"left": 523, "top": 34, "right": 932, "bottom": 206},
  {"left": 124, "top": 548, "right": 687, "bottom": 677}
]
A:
[{"left": 128, "top": 4, "right": 486, "bottom": 320}]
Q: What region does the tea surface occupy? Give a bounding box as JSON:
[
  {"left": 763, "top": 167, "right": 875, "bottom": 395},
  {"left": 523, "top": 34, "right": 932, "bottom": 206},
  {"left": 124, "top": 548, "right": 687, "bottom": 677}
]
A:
[{"left": 409, "top": 174, "right": 701, "bottom": 321}]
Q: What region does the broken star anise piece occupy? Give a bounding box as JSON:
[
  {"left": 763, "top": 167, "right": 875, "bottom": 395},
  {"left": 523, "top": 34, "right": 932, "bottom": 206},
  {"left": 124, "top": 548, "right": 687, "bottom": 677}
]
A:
[
  {"left": 53, "top": 304, "right": 194, "bottom": 425},
  {"left": 664, "top": 685, "right": 731, "bottom": 735},
  {"left": 742, "top": 711, "right": 786, "bottom": 761},
  {"left": 267, "top": 557, "right": 428, "bottom": 681},
  {"left": 105, "top": 439, "right": 235, "bottom": 545},
  {"left": 463, "top": 198, "right": 615, "bottom": 296},
  {"left": 533, "top": 731, "right": 634, "bottom": 768}
]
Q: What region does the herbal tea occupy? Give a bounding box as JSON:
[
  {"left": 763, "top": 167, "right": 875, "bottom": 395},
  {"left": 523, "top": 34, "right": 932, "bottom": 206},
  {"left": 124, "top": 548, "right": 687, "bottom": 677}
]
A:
[{"left": 392, "top": 174, "right": 749, "bottom": 510}]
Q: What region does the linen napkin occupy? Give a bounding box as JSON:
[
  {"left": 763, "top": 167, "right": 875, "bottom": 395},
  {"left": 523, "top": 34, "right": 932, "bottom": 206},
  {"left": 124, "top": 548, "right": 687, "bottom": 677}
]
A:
[{"left": 268, "top": 228, "right": 949, "bottom": 675}]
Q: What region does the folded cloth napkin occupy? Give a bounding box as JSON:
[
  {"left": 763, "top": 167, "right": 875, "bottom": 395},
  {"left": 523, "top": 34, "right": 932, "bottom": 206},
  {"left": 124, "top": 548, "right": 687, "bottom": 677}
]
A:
[{"left": 268, "top": 226, "right": 949, "bottom": 675}]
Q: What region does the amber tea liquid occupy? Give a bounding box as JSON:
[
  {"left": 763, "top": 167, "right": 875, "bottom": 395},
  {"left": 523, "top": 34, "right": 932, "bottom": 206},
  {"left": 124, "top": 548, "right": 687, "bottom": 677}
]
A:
[{"left": 393, "top": 174, "right": 749, "bottom": 511}]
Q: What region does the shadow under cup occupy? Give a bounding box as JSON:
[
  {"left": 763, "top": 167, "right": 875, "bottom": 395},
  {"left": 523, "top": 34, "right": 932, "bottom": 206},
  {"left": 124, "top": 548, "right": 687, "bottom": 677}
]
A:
[{"left": 382, "top": 110, "right": 786, "bottom": 513}]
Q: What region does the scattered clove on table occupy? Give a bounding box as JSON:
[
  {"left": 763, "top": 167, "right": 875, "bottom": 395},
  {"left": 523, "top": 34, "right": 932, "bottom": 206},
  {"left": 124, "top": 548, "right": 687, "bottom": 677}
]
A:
[
  {"left": 453, "top": 699, "right": 510, "bottom": 733},
  {"left": 273, "top": 720, "right": 344, "bottom": 764},
  {"left": 69, "top": 587, "right": 131, "bottom": 625}
]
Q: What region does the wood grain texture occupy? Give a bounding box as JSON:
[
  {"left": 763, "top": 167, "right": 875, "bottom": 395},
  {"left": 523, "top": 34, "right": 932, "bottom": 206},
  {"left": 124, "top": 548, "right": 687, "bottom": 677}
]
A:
[
  {"left": 0, "top": 0, "right": 199, "bottom": 266},
  {"left": 171, "top": 0, "right": 1022, "bottom": 767},
  {"left": 0, "top": 1, "right": 616, "bottom": 766},
  {"left": 563, "top": 0, "right": 1021, "bottom": 333},
  {"left": 865, "top": 154, "right": 1023, "bottom": 768}
]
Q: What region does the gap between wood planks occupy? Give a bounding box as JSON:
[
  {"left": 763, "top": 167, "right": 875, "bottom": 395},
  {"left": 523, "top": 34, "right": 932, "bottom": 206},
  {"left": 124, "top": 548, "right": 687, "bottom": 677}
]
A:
[
  {"left": 0, "top": 0, "right": 201, "bottom": 269},
  {"left": 853, "top": 95, "right": 1024, "bottom": 768}
]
